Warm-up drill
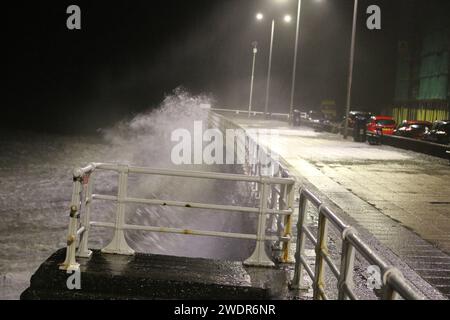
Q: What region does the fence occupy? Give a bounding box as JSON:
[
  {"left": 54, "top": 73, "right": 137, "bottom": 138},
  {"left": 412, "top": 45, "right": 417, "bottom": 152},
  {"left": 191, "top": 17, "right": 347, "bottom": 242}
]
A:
[
  {"left": 59, "top": 163, "right": 296, "bottom": 272},
  {"left": 290, "top": 188, "right": 425, "bottom": 300},
  {"left": 210, "top": 108, "right": 290, "bottom": 120}
]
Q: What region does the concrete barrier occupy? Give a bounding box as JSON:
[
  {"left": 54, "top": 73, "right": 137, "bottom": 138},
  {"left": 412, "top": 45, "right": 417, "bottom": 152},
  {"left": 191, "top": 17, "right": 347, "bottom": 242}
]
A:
[
  {"left": 299, "top": 120, "right": 341, "bottom": 134},
  {"left": 376, "top": 134, "right": 450, "bottom": 160}
]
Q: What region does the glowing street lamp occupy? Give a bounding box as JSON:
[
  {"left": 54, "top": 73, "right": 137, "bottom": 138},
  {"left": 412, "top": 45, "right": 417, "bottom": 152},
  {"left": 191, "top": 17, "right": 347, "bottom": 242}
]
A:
[
  {"left": 256, "top": 12, "right": 292, "bottom": 118},
  {"left": 343, "top": 0, "right": 359, "bottom": 139},
  {"left": 285, "top": 0, "right": 359, "bottom": 135},
  {"left": 289, "top": 0, "right": 303, "bottom": 125},
  {"left": 248, "top": 41, "right": 258, "bottom": 117}
]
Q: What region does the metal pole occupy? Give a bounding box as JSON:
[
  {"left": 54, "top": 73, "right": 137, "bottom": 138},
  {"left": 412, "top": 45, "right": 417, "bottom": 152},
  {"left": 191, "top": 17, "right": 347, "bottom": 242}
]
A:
[
  {"left": 249, "top": 42, "right": 258, "bottom": 117},
  {"left": 291, "top": 190, "right": 308, "bottom": 290},
  {"left": 344, "top": 0, "right": 358, "bottom": 139},
  {"left": 264, "top": 19, "right": 275, "bottom": 118},
  {"left": 290, "top": 0, "right": 302, "bottom": 125},
  {"left": 102, "top": 165, "right": 135, "bottom": 255}
]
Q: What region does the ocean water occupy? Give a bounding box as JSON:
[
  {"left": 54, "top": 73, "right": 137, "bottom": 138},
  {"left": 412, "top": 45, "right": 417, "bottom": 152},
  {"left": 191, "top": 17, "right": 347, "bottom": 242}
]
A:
[{"left": 0, "top": 90, "right": 256, "bottom": 299}]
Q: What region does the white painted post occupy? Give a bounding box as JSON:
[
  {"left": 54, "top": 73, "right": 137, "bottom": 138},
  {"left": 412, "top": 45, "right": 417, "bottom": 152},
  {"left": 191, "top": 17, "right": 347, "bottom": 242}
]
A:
[
  {"left": 268, "top": 186, "right": 278, "bottom": 237},
  {"left": 102, "top": 165, "right": 135, "bottom": 255},
  {"left": 338, "top": 233, "right": 356, "bottom": 300},
  {"left": 383, "top": 268, "right": 403, "bottom": 300},
  {"left": 244, "top": 182, "right": 275, "bottom": 267},
  {"left": 313, "top": 210, "right": 329, "bottom": 300},
  {"left": 60, "top": 175, "right": 83, "bottom": 271},
  {"left": 277, "top": 184, "right": 287, "bottom": 235},
  {"left": 291, "top": 191, "right": 308, "bottom": 289},
  {"left": 282, "top": 183, "right": 295, "bottom": 263},
  {"left": 77, "top": 173, "right": 94, "bottom": 258}
]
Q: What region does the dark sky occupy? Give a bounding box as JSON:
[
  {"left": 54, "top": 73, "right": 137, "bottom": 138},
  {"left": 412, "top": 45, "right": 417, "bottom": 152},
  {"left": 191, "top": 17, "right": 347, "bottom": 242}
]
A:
[{"left": 4, "top": 0, "right": 404, "bottom": 133}]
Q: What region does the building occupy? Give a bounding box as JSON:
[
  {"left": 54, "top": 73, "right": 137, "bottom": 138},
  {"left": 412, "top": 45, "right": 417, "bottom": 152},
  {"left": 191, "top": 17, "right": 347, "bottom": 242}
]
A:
[{"left": 392, "top": 0, "right": 449, "bottom": 124}]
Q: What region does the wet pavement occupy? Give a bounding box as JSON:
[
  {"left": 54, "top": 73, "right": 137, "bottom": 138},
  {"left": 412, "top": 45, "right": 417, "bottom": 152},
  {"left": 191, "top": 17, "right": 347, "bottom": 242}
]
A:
[{"left": 232, "top": 116, "right": 450, "bottom": 299}]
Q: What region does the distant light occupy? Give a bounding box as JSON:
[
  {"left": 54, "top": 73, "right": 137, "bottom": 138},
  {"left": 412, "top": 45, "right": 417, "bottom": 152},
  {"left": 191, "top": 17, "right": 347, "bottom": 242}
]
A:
[
  {"left": 256, "top": 13, "right": 264, "bottom": 20},
  {"left": 284, "top": 15, "right": 292, "bottom": 23}
]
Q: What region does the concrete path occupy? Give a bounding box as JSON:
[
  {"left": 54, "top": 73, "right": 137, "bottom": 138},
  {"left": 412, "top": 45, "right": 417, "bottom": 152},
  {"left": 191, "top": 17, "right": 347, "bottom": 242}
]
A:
[{"left": 233, "top": 117, "right": 450, "bottom": 299}]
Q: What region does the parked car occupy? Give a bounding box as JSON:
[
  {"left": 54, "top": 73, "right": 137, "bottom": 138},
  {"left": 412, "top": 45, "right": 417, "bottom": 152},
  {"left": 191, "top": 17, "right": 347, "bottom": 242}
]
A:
[
  {"left": 345, "top": 111, "right": 373, "bottom": 128},
  {"left": 339, "top": 111, "right": 372, "bottom": 136},
  {"left": 307, "top": 110, "right": 330, "bottom": 132},
  {"left": 394, "top": 120, "right": 432, "bottom": 139},
  {"left": 307, "top": 110, "right": 326, "bottom": 124},
  {"left": 367, "top": 116, "right": 397, "bottom": 136},
  {"left": 423, "top": 120, "right": 450, "bottom": 145}
]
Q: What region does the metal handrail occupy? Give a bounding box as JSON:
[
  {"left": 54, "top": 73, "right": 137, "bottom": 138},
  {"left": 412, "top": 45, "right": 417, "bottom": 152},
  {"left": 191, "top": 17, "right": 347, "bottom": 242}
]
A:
[
  {"left": 291, "top": 188, "right": 425, "bottom": 300},
  {"left": 59, "top": 162, "right": 295, "bottom": 271},
  {"left": 211, "top": 107, "right": 290, "bottom": 119},
  {"left": 208, "top": 111, "right": 295, "bottom": 263}
]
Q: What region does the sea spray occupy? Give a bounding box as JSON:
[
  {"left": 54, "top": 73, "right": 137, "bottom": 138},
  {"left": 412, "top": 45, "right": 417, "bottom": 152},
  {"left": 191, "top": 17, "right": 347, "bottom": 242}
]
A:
[{"left": 93, "top": 88, "right": 256, "bottom": 260}]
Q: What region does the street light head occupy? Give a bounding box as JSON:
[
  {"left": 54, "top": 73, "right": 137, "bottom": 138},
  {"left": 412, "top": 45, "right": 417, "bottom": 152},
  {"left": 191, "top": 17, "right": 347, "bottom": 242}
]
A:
[
  {"left": 252, "top": 41, "right": 258, "bottom": 53},
  {"left": 256, "top": 13, "right": 264, "bottom": 20},
  {"left": 284, "top": 15, "right": 292, "bottom": 23}
]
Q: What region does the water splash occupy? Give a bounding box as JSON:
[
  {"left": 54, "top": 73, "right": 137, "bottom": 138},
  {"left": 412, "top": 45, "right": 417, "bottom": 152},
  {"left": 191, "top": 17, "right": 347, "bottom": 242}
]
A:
[
  {"left": 94, "top": 88, "right": 256, "bottom": 260},
  {"left": 102, "top": 87, "right": 211, "bottom": 167}
]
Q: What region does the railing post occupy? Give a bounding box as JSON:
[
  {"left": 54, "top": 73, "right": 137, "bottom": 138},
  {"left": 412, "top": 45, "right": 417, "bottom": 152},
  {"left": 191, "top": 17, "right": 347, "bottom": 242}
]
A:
[
  {"left": 290, "top": 190, "right": 308, "bottom": 290},
  {"left": 383, "top": 285, "right": 399, "bottom": 300},
  {"left": 244, "top": 181, "right": 275, "bottom": 267},
  {"left": 271, "top": 184, "right": 285, "bottom": 258},
  {"left": 281, "top": 183, "right": 295, "bottom": 263},
  {"left": 255, "top": 160, "right": 261, "bottom": 198},
  {"left": 382, "top": 268, "right": 402, "bottom": 300},
  {"left": 59, "top": 171, "right": 83, "bottom": 271},
  {"left": 277, "top": 184, "right": 286, "bottom": 238},
  {"left": 102, "top": 165, "right": 135, "bottom": 255},
  {"left": 77, "top": 173, "right": 94, "bottom": 258},
  {"left": 338, "top": 228, "right": 356, "bottom": 300},
  {"left": 313, "top": 208, "right": 329, "bottom": 300},
  {"left": 268, "top": 185, "right": 279, "bottom": 249}
]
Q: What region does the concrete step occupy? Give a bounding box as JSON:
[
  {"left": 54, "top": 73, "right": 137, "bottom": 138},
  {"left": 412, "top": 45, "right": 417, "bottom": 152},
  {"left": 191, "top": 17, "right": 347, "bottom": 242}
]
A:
[{"left": 21, "top": 249, "right": 269, "bottom": 300}]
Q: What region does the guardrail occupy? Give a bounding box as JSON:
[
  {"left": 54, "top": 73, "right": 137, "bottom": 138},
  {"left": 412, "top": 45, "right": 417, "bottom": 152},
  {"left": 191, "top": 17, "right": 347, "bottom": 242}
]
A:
[
  {"left": 375, "top": 134, "right": 450, "bottom": 160},
  {"left": 59, "top": 163, "right": 296, "bottom": 271},
  {"left": 208, "top": 111, "right": 296, "bottom": 261},
  {"left": 290, "top": 188, "right": 425, "bottom": 300},
  {"left": 211, "top": 108, "right": 290, "bottom": 120}
]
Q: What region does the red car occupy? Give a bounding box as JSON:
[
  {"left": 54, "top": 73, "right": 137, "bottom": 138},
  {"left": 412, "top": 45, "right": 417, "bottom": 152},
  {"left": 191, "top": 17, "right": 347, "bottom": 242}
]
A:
[{"left": 367, "top": 116, "right": 397, "bottom": 136}]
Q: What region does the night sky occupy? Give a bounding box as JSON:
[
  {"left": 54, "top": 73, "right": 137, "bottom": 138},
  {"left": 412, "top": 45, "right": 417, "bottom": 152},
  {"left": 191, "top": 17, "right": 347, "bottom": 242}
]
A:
[{"left": 4, "top": 0, "right": 405, "bottom": 134}]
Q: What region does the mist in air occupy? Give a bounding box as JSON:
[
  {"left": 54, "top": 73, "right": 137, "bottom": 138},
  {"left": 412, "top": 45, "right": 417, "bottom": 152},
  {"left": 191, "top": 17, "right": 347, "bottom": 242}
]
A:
[{"left": 95, "top": 88, "right": 257, "bottom": 260}]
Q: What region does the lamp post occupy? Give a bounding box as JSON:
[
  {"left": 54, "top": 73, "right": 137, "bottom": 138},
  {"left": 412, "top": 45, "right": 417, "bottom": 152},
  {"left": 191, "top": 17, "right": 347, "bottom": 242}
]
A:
[
  {"left": 264, "top": 19, "right": 275, "bottom": 118},
  {"left": 248, "top": 41, "right": 258, "bottom": 117},
  {"left": 289, "top": 0, "right": 302, "bottom": 125},
  {"left": 256, "top": 13, "right": 291, "bottom": 118},
  {"left": 343, "top": 0, "right": 359, "bottom": 139}
]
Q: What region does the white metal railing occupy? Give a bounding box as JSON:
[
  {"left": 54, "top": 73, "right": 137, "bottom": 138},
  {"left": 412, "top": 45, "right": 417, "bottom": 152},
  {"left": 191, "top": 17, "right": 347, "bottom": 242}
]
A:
[
  {"left": 208, "top": 111, "right": 295, "bottom": 262},
  {"left": 59, "top": 163, "right": 295, "bottom": 271},
  {"left": 211, "top": 108, "right": 290, "bottom": 119},
  {"left": 290, "top": 188, "right": 425, "bottom": 300}
]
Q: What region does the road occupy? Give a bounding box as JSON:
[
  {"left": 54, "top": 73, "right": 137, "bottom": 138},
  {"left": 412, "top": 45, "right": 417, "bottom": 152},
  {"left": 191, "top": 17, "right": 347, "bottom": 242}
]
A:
[{"left": 232, "top": 116, "right": 450, "bottom": 299}]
